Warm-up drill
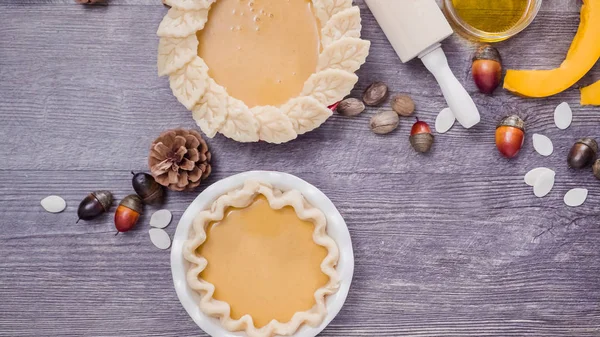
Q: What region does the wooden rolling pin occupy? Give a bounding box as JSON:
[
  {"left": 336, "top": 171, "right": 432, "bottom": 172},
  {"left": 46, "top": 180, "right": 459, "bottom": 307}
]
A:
[{"left": 365, "top": 0, "right": 480, "bottom": 129}]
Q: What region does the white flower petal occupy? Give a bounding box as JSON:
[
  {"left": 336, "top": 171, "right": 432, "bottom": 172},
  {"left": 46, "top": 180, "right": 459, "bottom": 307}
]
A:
[
  {"left": 564, "top": 188, "right": 588, "bottom": 207},
  {"left": 533, "top": 171, "right": 555, "bottom": 198},
  {"left": 532, "top": 133, "right": 554, "bottom": 157},
  {"left": 524, "top": 167, "right": 554, "bottom": 187},
  {"left": 150, "top": 209, "right": 173, "bottom": 229},
  {"left": 149, "top": 228, "right": 171, "bottom": 250},
  {"left": 41, "top": 196, "right": 66, "bottom": 213},
  {"left": 554, "top": 102, "right": 572, "bottom": 130},
  {"left": 435, "top": 108, "right": 455, "bottom": 134}
]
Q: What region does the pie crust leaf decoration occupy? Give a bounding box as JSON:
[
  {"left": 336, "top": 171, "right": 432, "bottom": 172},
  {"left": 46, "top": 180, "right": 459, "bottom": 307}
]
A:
[
  {"left": 183, "top": 181, "right": 340, "bottom": 337},
  {"left": 192, "top": 79, "right": 228, "bottom": 138},
  {"left": 163, "top": 0, "right": 214, "bottom": 11},
  {"left": 219, "top": 97, "right": 260, "bottom": 142},
  {"left": 302, "top": 69, "right": 358, "bottom": 106},
  {"left": 169, "top": 57, "right": 209, "bottom": 110},
  {"left": 313, "top": 0, "right": 352, "bottom": 26},
  {"left": 157, "top": 35, "right": 198, "bottom": 76},
  {"left": 283, "top": 96, "right": 332, "bottom": 135},
  {"left": 158, "top": 0, "right": 369, "bottom": 143},
  {"left": 321, "top": 6, "right": 362, "bottom": 48},
  {"left": 253, "top": 106, "right": 298, "bottom": 144},
  {"left": 317, "top": 37, "right": 371, "bottom": 73},
  {"left": 157, "top": 7, "right": 209, "bottom": 38}
]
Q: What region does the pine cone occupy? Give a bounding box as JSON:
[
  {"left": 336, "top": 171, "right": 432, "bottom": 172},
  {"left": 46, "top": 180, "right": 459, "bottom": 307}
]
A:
[{"left": 148, "top": 129, "right": 212, "bottom": 192}]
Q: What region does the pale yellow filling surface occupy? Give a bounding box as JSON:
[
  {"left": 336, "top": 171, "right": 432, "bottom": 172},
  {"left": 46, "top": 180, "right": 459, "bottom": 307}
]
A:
[
  {"left": 197, "top": 195, "right": 329, "bottom": 328},
  {"left": 197, "top": 0, "right": 320, "bottom": 107}
]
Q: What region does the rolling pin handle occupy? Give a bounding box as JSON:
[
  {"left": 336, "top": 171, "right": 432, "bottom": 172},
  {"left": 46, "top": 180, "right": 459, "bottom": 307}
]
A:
[{"left": 419, "top": 45, "right": 480, "bottom": 129}]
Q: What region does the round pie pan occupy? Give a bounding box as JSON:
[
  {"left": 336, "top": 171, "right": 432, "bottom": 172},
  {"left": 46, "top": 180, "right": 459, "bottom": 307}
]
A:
[{"left": 171, "top": 170, "right": 354, "bottom": 337}]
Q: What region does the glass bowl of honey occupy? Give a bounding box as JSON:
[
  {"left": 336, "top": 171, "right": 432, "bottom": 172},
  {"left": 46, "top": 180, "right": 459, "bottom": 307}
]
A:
[{"left": 443, "top": 0, "right": 543, "bottom": 43}]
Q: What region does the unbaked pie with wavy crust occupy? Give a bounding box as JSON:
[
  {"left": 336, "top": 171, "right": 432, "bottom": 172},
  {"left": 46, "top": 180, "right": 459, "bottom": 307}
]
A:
[
  {"left": 182, "top": 180, "right": 340, "bottom": 337},
  {"left": 158, "top": 0, "right": 369, "bottom": 143}
]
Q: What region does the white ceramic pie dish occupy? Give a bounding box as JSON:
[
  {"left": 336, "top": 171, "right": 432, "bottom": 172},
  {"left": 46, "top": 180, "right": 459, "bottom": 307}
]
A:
[{"left": 171, "top": 170, "right": 354, "bottom": 337}]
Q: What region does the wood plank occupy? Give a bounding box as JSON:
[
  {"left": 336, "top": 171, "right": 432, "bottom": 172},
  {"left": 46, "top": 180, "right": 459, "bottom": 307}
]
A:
[
  {"left": 0, "top": 5, "right": 597, "bottom": 174},
  {"left": 1, "top": 171, "right": 599, "bottom": 336}
]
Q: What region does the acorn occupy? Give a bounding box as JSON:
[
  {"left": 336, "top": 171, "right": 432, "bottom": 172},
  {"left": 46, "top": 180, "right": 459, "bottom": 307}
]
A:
[
  {"left": 567, "top": 138, "right": 598, "bottom": 169},
  {"left": 131, "top": 171, "right": 165, "bottom": 205},
  {"left": 409, "top": 119, "right": 434, "bottom": 153},
  {"left": 593, "top": 159, "right": 600, "bottom": 180},
  {"left": 114, "top": 195, "right": 143, "bottom": 233},
  {"left": 76, "top": 191, "right": 113, "bottom": 223},
  {"left": 472, "top": 45, "right": 502, "bottom": 94},
  {"left": 496, "top": 115, "right": 524, "bottom": 159}
]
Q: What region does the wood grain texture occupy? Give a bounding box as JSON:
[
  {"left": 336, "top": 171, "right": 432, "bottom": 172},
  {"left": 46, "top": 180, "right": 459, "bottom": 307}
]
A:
[{"left": 1, "top": 0, "right": 599, "bottom": 336}]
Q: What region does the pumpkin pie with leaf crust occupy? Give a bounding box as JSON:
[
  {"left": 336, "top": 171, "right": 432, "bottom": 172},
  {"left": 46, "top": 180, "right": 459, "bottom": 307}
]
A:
[
  {"left": 158, "top": 0, "right": 369, "bottom": 143},
  {"left": 182, "top": 180, "right": 340, "bottom": 337}
]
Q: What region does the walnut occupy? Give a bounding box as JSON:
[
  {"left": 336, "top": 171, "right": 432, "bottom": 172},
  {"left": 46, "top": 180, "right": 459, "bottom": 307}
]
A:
[
  {"left": 391, "top": 94, "right": 415, "bottom": 116},
  {"left": 362, "top": 82, "right": 388, "bottom": 106},
  {"left": 370, "top": 110, "right": 399, "bottom": 135},
  {"left": 337, "top": 98, "right": 365, "bottom": 117}
]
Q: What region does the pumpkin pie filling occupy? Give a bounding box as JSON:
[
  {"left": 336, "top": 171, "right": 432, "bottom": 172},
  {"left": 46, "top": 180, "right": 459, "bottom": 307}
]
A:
[
  {"left": 197, "top": 195, "right": 329, "bottom": 328},
  {"left": 196, "top": 0, "right": 321, "bottom": 108}
]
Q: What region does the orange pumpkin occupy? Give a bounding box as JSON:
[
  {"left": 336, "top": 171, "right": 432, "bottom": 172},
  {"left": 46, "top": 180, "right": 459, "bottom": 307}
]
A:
[
  {"left": 504, "top": 0, "right": 600, "bottom": 98},
  {"left": 581, "top": 80, "right": 600, "bottom": 105}
]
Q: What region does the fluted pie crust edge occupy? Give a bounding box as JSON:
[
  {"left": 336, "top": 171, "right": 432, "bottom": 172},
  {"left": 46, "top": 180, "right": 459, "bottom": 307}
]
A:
[{"left": 182, "top": 180, "right": 341, "bottom": 337}]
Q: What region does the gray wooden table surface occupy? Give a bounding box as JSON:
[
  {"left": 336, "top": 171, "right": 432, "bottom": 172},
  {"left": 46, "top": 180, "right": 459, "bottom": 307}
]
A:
[{"left": 1, "top": 0, "right": 599, "bottom": 336}]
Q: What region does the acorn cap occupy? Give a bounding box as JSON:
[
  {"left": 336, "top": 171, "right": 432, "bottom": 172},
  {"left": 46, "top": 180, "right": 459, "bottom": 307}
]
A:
[
  {"left": 91, "top": 190, "right": 113, "bottom": 212},
  {"left": 131, "top": 172, "right": 165, "bottom": 205},
  {"left": 497, "top": 115, "right": 524, "bottom": 131},
  {"left": 473, "top": 45, "right": 502, "bottom": 63},
  {"left": 141, "top": 186, "right": 165, "bottom": 205},
  {"left": 593, "top": 159, "right": 600, "bottom": 180},
  {"left": 410, "top": 133, "right": 434, "bottom": 153},
  {"left": 577, "top": 137, "right": 598, "bottom": 155},
  {"left": 119, "top": 194, "right": 143, "bottom": 214}
]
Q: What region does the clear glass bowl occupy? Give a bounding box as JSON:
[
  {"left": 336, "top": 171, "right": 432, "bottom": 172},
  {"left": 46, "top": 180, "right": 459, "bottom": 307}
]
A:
[{"left": 443, "top": 0, "right": 543, "bottom": 43}]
